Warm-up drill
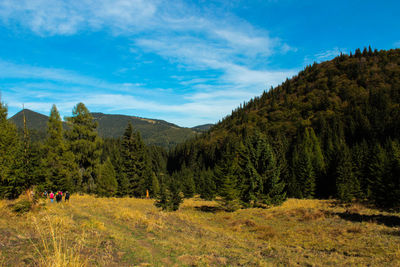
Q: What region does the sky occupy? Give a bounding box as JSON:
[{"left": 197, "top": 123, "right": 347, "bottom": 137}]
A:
[{"left": 0, "top": 0, "right": 399, "bottom": 127}]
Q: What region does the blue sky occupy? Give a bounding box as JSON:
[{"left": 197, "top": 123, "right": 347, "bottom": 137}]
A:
[{"left": 0, "top": 0, "right": 399, "bottom": 127}]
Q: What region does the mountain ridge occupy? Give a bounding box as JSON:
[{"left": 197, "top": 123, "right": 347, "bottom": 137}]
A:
[{"left": 9, "top": 109, "right": 213, "bottom": 149}]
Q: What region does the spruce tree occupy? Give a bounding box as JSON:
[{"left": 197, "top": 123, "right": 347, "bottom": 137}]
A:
[
  {"left": 65, "top": 103, "right": 102, "bottom": 193},
  {"left": 215, "top": 152, "right": 241, "bottom": 211},
  {"left": 180, "top": 167, "right": 196, "bottom": 198},
  {"left": 296, "top": 146, "right": 315, "bottom": 199},
  {"left": 150, "top": 172, "right": 160, "bottom": 197},
  {"left": 97, "top": 158, "right": 118, "bottom": 197},
  {"left": 0, "top": 101, "right": 19, "bottom": 198},
  {"left": 42, "top": 105, "right": 77, "bottom": 192},
  {"left": 385, "top": 139, "right": 400, "bottom": 209},
  {"left": 198, "top": 168, "right": 216, "bottom": 200},
  {"left": 121, "top": 123, "right": 150, "bottom": 197},
  {"left": 259, "top": 140, "right": 286, "bottom": 205},
  {"left": 368, "top": 143, "right": 388, "bottom": 206},
  {"left": 336, "top": 142, "right": 360, "bottom": 202},
  {"left": 154, "top": 174, "right": 183, "bottom": 211}
]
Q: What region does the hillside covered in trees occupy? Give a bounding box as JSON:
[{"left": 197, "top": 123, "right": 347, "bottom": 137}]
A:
[
  {"left": 1, "top": 48, "right": 399, "bottom": 211},
  {"left": 10, "top": 109, "right": 206, "bottom": 149},
  {"left": 168, "top": 48, "right": 400, "bottom": 209}
]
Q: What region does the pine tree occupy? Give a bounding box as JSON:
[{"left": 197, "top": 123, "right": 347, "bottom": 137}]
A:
[
  {"left": 336, "top": 142, "right": 360, "bottom": 202},
  {"left": 259, "top": 140, "right": 286, "bottom": 205},
  {"left": 65, "top": 103, "right": 102, "bottom": 193},
  {"left": 293, "top": 129, "right": 319, "bottom": 199},
  {"left": 368, "top": 143, "right": 388, "bottom": 206},
  {"left": 121, "top": 123, "right": 149, "bottom": 197},
  {"left": 198, "top": 168, "right": 216, "bottom": 200},
  {"left": 154, "top": 174, "right": 183, "bottom": 211},
  {"left": 97, "top": 158, "right": 118, "bottom": 197},
  {"left": 42, "top": 105, "right": 77, "bottom": 192},
  {"left": 180, "top": 167, "right": 196, "bottom": 198},
  {"left": 296, "top": 146, "right": 315, "bottom": 199},
  {"left": 150, "top": 172, "right": 160, "bottom": 197},
  {"left": 0, "top": 101, "right": 20, "bottom": 198},
  {"left": 351, "top": 140, "right": 369, "bottom": 198},
  {"left": 385, "top": 139, "right": 400, "bottom": 209},
  {"left": 215, "top": 151, "right": 241, "bottom": 211}
]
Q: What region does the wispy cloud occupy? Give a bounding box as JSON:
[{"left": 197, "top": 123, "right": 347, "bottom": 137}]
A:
[
  {"left": 304, "top": 47, "right": 343, "bottom": 65},
  {"left": 0, "top": 0, "right": 297, "bottom": 126}
]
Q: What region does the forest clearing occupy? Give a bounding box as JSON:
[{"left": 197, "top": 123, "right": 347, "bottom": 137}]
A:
[{"left": 1, "top": 195, "right": 399, "bottom": 266}]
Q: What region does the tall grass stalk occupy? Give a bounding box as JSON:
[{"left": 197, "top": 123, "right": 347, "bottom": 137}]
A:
[{"left": 30, "top": 214, "right": 87, "bottom": 267}]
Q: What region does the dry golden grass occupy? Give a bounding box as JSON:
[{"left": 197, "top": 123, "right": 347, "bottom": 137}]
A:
[{"left": 0, "top": 196, "right": 399, "bottom": 266}]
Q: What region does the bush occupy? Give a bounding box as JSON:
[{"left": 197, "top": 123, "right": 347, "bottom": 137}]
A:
[{"left": 11, "top": 199, "right": 32, "bottom": 214}]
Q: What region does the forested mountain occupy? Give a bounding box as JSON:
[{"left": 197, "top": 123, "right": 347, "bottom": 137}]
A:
[
  {"left": 10, "top": 109, "right": 202, "bottom": 149},
  {"left": 168, "top": 48, "right": 400, "bottom": 209},
  {"left": 1, "top": 48, "right": 399, "bottom": 211},
  {"left": 191, "top": 124, "right": 214, "bottom": 132}
]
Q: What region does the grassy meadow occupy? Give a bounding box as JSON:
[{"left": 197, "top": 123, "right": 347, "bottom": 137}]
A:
[{"left": 0, "top": 195, "right": 400, "bottom": 266}]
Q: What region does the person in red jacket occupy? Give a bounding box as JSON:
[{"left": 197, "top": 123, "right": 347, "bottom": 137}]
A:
[{"left": 49, "top": 191, "right": 54, "bottom": 203}]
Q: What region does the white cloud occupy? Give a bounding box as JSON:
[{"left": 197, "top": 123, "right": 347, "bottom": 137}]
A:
[
  {"left": 394, "top": 41, "right": 400, "bottom": 48},
  {"left": 0, "top": 0, "right": 297, "bottom": 126},
  {"left": 304, "top": 47, "right": 343, "bottom": 64},
  {"left": 0, "top": 0, "right": 158, "bottom": 35}
]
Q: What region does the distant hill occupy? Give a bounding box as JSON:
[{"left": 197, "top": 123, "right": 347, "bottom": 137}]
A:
[
  {"left": 169, "top": 48, "right": 400, "bottom": 205},
  {"left": 9, "top": 110, "right": 206, "bottom": 149},
  {"left": 191, "top": 124, "right": 214, "bottom": 132}
]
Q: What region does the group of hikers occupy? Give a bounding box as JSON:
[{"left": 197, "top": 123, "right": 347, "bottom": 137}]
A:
[{"left": 43, "top": 191, "right": 70, "bottom": 203}]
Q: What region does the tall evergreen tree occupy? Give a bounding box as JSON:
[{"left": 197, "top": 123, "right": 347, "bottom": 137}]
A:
[
  {"left": 65, "top": 103, "right": 102, "bottom": 193},
  {"left": 215, "top": 150, "right": 241, "bottom": 211},
  {"left": 121, "top": 123, "right": 151, "bottom": 197},
  {"left": 42, "top": 105, "right": 77, "bottom": 192},
  {"left": 0, "top": 101, "right": 19, "bottom": 198},
  {"left": 198, "top": 168, "right": 216, "bottom": 200},
  {"left": 336, "top": 142, "right": 360, "bottom": 202},
  {"left": 258, "top": 139, "right": 286, "bottom": 205},
  {"left": 97, "top": 158, "right": 118, "bottom": 197},
  {"left": 368, "top": 143, "right": 388, "bottom": 206},
  {"left": 385, "top": 139, "right": 400, "bottom": 209}
]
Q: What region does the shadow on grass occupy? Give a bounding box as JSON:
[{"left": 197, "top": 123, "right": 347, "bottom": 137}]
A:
[
  {"left": 333, "top": 212, "right": 400, "bottom": 227},
  {"left": 195, "top": 205, "right": 224, "bottom": 213}
]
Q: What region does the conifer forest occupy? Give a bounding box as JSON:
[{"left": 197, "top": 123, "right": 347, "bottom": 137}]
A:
[{"left": 1, "top": 48, "right": 400, "bottom": 211}]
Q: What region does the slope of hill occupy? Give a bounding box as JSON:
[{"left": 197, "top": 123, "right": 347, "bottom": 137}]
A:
[
  {"left": 169, "top": 48, "right": 400, "bottom": 207},
  {"left": 91, "top": 112, "right": 199, "bottom": 148},
  {"left": 191, "top": 123, "right": 214, "bottom": 132},
  {"left": 9, "top": 109, "right": 54, "bottom": 131},
  {"left": 9, "top": 110, "right": 201, "bottom": 149}
]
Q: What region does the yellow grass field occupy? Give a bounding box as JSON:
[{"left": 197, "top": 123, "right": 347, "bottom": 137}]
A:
[{"left": 1, "top": 195, "right": 400, "bottom": 266}]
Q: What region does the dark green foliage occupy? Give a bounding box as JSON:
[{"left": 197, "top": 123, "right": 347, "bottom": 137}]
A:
[
  {"left": 42, "top": 105, "right": 77, "bottom": 192},
  {"left": 121, "top": 123, "right": 151, "bottom": 197},
  {"left": 384, "top": 140, "right": 400, "bottom": 209},
  {"left": 336, "top": 142, "right": 361, "bottom": 202},
  {"left": 198, "top": 168, "right": 216, "bottom": 200},
  {"left": 167, "top": 48, "right": 400, "bottom": 209},
  {"left": 150, "top": 172, "right": 160, "bottom": 197},
  {"left": 0, "top": 101, "right": 20, "bottom": 198},
  {"left": 11, "top": 199, "right": 32, "bottom": 214},
  {"left": 97, "top": 158, "right": 118, "bottom": 197},
  {"left": 154, "top": 174, "right": 183, "bottom": 211},
  {"left": 65, "top": 103, "right": 102, "bottom": 193},
  {"left": 9, "top": 109, "right": 202, "bottom": 150},
  {"left": 180, "top": 167, "right": 196, "bottom": 198},
  {"left": 214, "top": 151, "right": 241, "bottom": 211},
  {"left": 2, "top": 48, "right": 400, "bottom": 210}
]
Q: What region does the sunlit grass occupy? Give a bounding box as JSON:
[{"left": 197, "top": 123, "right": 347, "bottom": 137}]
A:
[{"left": 0, "top": 195, "right": 399, "bottom": 266}]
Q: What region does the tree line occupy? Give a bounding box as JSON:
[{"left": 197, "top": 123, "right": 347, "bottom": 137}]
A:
[
  {"left": 167, "top": 48, "right": 400, "bottom": 210},
  {"left": 0, "top": 103, "right": 164, "bottom": 200},
  {"left": 1, "top": 48, "right": 399, "bottom": 211}
]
